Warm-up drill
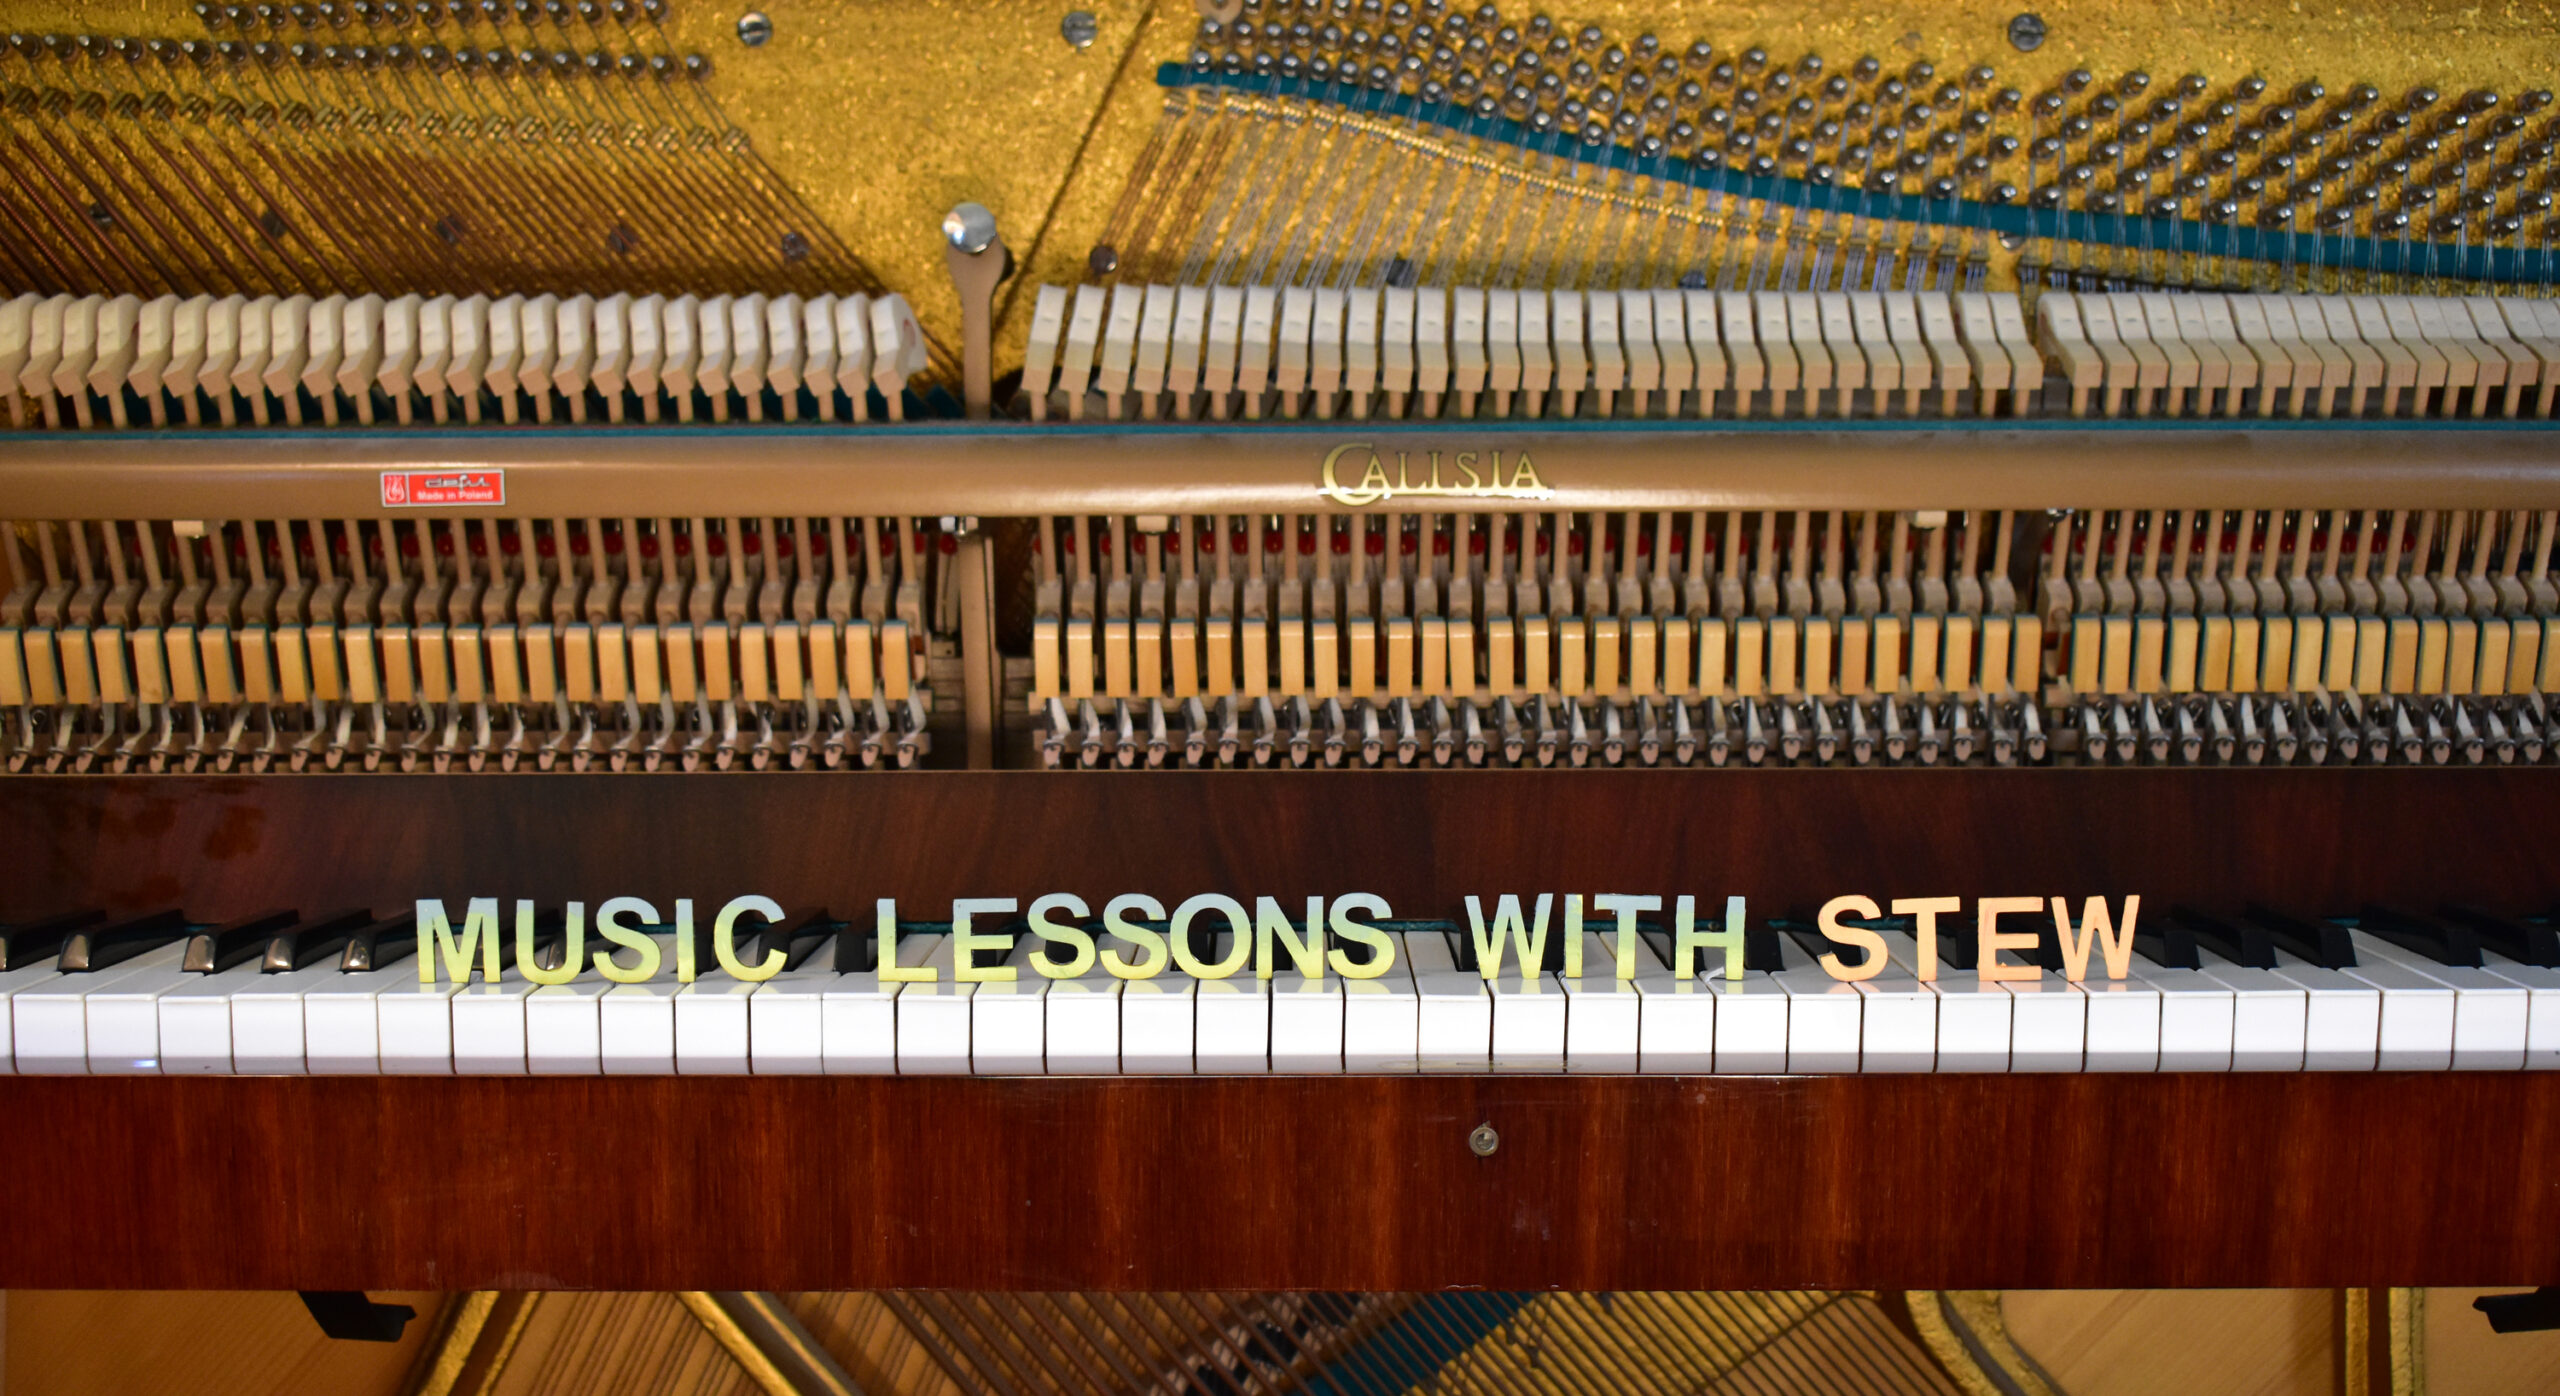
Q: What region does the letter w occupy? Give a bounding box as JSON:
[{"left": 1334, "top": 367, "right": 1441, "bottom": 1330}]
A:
[
  {"left": 418, "top": 896, "right": 502, "bottom": 984},
  {"left": 1464, "top": 894, "right": 1552, "bottom": 980},
  {"left": 2051, "top": 895, "right": 2141, "bottom": 982}
]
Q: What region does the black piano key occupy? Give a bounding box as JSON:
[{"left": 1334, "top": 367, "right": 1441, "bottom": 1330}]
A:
[
  {"left": 2240, "top": 904, "right": 2359, "bottom": 968},
  {"left": 183, "top": 909, "right": 300, "bottom": 973},
  {"left": 2358, "top": 903, "right": 2485, "bottom": 968},
  {"left": 838, "top": 916, "right": 938, "bottom": 975},
  {"left": 263, "top": 909, "right": 378, "bottom": 972},
  {"left": 2015, "top": 915, "right": 2067, "bottom": 973},
  {"left": 760, "top": 908, "right": 838, "bottom": 972},
  {"left": 1928, "top": 913, "right": 2067, "bottom": 974},
  {"left": 956, "top": 921, "right": 1018, "bottom": 971},
  {"left": 61, "top": 909, "right": 191, "bottom": 973},
  {"left": 2442, "top": 905, "right": 2560, "bottom": 969},
  {"left": 2169, "top": 906, "right": 2276, "bottom": 969},
  {"left": 521, "top": 909, "right": 571, "bottom": 974},
  {"left": 341, "top": 914, "right": 419, "bottom": 972},
  {"left": 0, "top": 911, "right": 103, "bottom": 971},
  {"left": 2134, "top": 911, "right": 2203, "bottom": 969},
  {"left": 1743, "top": 920, "right": 1787, "bottom": 973}
]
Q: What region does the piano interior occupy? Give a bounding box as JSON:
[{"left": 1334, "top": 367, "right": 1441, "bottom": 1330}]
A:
[{"left": 3, "top": 0, "right": 2560, "bottom": 1389}]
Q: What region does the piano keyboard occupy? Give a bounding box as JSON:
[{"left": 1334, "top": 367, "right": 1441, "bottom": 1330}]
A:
[
  {"left": 1023, "top": 285, "right": 2560, "bottom": 423},
  {"left": 5, "top": 908, "right": 2553, "bottom": 1075}
]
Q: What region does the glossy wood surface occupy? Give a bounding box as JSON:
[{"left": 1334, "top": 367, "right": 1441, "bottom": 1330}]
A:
[
  {"left": 4, "top": 768, "right": 2558, "bottom": 920},
  {"left": 0, "top": 1073, "right": 2551, "bottom": 1290},
  {"left": 4, "top": 768, "right": 2556, "bottom": 1290}
]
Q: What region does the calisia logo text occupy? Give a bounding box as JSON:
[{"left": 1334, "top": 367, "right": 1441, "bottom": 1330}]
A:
[{"left": 1318, "top": 443, "right": 1553, "bottom": 507}]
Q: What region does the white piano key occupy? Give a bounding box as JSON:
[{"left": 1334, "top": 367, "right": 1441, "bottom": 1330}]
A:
[
  {"left": 2126, "top": 956, "right": 2238, "bottom": 1071},
  {"left": 1119, "top": 965, "right": 1195, "bottom": 1074},
  {"left": 674, "top": 975, "right": 758, "bottom": 1075},
  {"left": 2352, "top": 930, "right": 2527, "bottom": 1070},
  {"left": 820, "top": 933, "right": 907, "bottom": 1074},
  {"left": 1631, "top": 930, "right": 1713, "bottom": 1071},
  {"left": 156, "top": 960, "right": 274, "bottom": 1074},
  {"left": 1194, "top": 953, "right": 1270, "bottom": 1074},
  {"left": 1706, "top": 961, "right": 1788, "bottom": 1074},
  {"left": 527, "top": 976, "right": 613, "bottom": 1076},
  {"left": 1854, "top": 933, "right": 1938, "bottom": 1074},
  {"left": 2190, "top": 948, "right": 2308, "bottom": 1071},
  {"left": 2472, "top": 950, "right": 2560, "bottom": 1070},
  {"left": 1039, "top": 943, "right": 1121, "bottom": 1076},
  {"left": 85, "top": 945, "right": 205, "bottom": 1075},
  {"left": 1407, "top": 926, "right": 1490, "bottom": 1071},
  {"left": 1339, "top": 933, "right": 1416, "bottom": 1073},
  {"left": 2078, "top": 971, "right": 2163, "bottom": 1072},
  {"left": 376, "top": 971, "right": 462, "bottom": 1075},
  {"left": 741, "top": 959, "right": 830, "bottom": 1077},
  {"left": 969, "top": 938, "right": 1046, "bottom": 1074},
  {"left": 450, "top": 966, "right": 535, "bottom": 1075},
  {"left": 2338, "top": 943, "right": 2457, "bottom": 1070},
  {"left": 303, "top": 962, "right": 424, "bottom": 1074},
  {"left": 599, "top": 935, "right": 682, "bottom": 1075},
  {"left": 0, "top": 959, "right": 76, "bottom": 1074},
  {"left": 1771, "top": 936, "right": 1860, "bottom": 1073},
  {"left": 1269, "top": 954, "right": 1344, "bottom": 1074},
  {"left": 1562, "top": 932, "right": 1639, "bottom": 1072},
  {"left": 2006, "top": 975, "right": 2089, "bottom": 1073},
  {"left": 1928, "top": 971, "right": 2013, "bottom": 1073},
  {"left": 896, "top": 934, "right": 971, "bottom": 1075},
  {"left": 2263, "top": 953, "right": 2381, "bottom": 1071},
  {"left": 1484, "top": 943, "right": 1564, "bottom": 1074}
]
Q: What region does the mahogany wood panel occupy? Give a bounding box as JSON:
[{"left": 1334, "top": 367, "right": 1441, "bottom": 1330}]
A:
[
  {"left": 0, "top": 1073, "right": 2551, "bottom": 1291},
  {"left": 1, "top": 768, "right": 2557, "bottom": 921}
]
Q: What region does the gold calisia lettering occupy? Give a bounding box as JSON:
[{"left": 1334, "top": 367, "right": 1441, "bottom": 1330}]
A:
[{"left": 1320, "top": 442, "right": 1557, "bottom": 507}]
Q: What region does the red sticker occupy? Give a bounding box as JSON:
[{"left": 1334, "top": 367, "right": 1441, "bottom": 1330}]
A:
[{"left": 381, "top": 468, "right": 505, "bottom": 508}]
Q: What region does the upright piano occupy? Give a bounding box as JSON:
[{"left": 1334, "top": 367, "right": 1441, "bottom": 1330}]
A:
[{"left": 0, "top": 0, "right": 2556, "bottom": 1299}]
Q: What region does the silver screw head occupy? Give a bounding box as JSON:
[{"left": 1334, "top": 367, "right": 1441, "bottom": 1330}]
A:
[
  {"left": 735, "top": 10, "right": 770, "bottom": 46},
  {"left": 1060, "top": 9, "right": 1098, "bottom": 49},
  {"left": 2006, "top": 12, "right": 2046, "bottom": 53},
  {"left": 943, "top": 201, "right": 998, "bottom": 254},
  {"left": 1467, "top": 1122, "right": 1499, "bottom": 1157}
]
